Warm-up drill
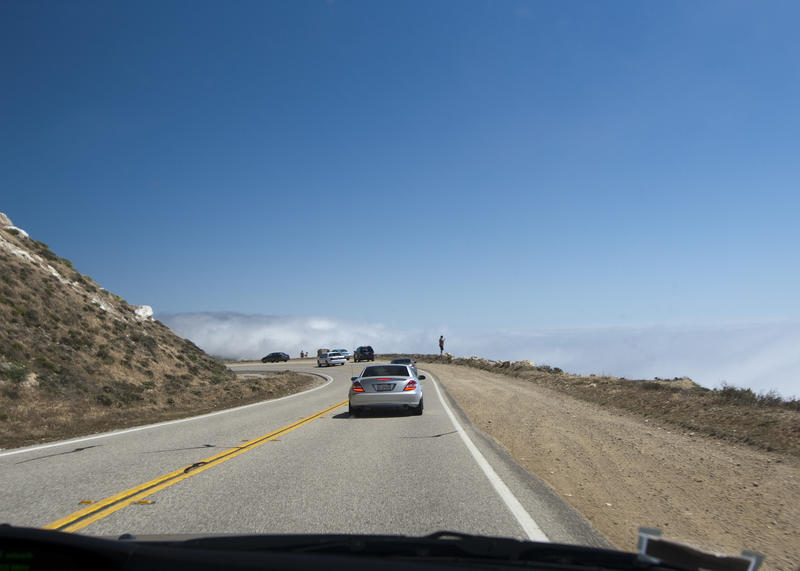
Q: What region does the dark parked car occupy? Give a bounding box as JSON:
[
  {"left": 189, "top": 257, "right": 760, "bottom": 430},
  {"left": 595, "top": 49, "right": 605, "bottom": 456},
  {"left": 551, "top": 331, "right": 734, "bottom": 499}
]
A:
[
  {"left": 353, "top": 346, "right": 374, "bottom": 362},
  {"left": 261, "top": 352, "right": 290, "bottom": 363},
  {"left": 390, "top": 357, "right": 418, "bottom": 376}
]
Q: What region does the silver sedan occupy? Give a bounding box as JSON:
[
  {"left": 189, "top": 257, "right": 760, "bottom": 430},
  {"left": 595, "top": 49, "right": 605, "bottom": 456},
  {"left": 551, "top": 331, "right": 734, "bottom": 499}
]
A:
[{"left": 349, "top": 364, "right": 425, "bottom": 416}]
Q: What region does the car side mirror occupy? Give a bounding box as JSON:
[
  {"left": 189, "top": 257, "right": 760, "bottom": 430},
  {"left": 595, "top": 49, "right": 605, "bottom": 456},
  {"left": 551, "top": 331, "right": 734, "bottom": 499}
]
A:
[{"left": 418, "top": 375, "right": 426, "bottom": 380}]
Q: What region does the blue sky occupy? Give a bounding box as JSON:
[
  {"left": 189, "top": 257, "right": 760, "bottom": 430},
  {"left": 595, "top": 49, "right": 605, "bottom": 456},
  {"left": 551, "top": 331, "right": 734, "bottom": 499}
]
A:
[{"left": 2, "top": 1, "right": 799, "bottom": 395}]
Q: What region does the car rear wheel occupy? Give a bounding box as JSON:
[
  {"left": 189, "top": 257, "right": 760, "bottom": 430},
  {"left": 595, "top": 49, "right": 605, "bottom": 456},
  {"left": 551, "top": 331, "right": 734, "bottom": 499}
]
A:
[
  {"left": 412, "top": 398, "right": 423, "bottom": 415},
  {"left": 349, "top": 403, "right": 361, "bottom": 417}
]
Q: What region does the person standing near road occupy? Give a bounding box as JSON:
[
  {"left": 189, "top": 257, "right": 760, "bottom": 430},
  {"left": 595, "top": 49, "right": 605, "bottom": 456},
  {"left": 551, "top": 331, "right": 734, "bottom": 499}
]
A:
[{"left": 439, "top": 335, "right": 445, "bottom": 356}]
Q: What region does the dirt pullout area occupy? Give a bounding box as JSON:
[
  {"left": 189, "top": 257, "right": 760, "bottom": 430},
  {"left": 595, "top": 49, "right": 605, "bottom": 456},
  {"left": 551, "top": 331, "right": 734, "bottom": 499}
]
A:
[{"left": 427, "top": 363, "right": 799, "bottom": 571}]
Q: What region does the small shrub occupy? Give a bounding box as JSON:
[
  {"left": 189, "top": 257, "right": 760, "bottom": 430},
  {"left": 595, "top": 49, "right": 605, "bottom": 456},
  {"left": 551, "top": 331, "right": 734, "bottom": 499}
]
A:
[
  {"left": 24, "top": 308, "right": 41, "bottom": 326},
  {"left": 6, "top": 341, "right": 27, "bottom": 361},
  {"left": 60, "top": 330, "right": 92, "bottom": 350},
  {"left": 4, "top": 364, "right": 28, "bottom": 383},
  {"left": 35, "top": 356, "right": 59, "bottom": 372},
  {"left": 1, "top": 385, "right": 20, "bottom": 399},
  {"left": 33, "top": 240, "right": 58, "bottom": 261},
  {"left": 96, "top": 345, "right": 114, "bottom": 365},
  {"left": 206, "top": 360, "right": 229, "bottom": 376},
  {"left": 96, "top": 380, "right": 144, "bottom": 406},
  {"left": 130, "top": 333, "right": 157, "bottom": 351},
  {"left": 639, "top": 381, "right": 665, "bottom": 391},
  {"left": 716, "top": 383, "right": 758, "bottom": 406}
]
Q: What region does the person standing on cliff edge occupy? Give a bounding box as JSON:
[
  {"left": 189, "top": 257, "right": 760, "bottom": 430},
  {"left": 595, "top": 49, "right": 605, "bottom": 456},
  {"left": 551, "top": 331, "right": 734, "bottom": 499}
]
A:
[{"left": 439, "top": 335, "right": 445, "bottom": 356}]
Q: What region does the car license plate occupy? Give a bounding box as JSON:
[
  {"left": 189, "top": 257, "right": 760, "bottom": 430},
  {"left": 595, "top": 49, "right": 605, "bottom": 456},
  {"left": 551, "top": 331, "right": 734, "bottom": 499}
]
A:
[{"left": 375, "top": 384, "right": 394, "bottom": 391}]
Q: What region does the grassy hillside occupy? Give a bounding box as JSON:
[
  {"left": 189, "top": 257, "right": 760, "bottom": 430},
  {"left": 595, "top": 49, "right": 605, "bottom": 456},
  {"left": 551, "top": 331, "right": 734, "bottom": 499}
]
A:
[{"left": 0, "top": 217, "right": 310, "bottom": 449}]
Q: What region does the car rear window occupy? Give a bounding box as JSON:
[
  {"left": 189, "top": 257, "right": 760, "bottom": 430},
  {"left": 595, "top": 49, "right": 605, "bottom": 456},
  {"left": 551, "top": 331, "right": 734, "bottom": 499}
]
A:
[{"left": 362, "top": 365, "right": 409, "bottom": 377}]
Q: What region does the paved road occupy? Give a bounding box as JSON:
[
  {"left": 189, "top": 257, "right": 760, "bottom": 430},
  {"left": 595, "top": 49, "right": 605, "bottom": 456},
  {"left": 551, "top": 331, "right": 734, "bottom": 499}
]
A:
[{"left": 0, "top": 361, "right": 606, "bottom": 545}]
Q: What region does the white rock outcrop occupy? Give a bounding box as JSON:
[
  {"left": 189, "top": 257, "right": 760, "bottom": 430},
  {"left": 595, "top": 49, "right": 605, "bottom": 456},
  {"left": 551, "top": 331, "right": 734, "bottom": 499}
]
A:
[
  {"left": 134, "top": 305, "right": 154, "bottom": 320},
  {"left": 1, "top": 211, "right": 29, "bottom": 238}
]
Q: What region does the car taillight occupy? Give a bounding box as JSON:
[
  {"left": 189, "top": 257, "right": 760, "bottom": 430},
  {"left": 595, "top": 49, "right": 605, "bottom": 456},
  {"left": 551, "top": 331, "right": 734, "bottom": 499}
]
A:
[
  {"left": 404, "top": 380, "right": 417, "bottom": 391},
  {"left": 352, "top": 380, "right": 365, "bottom": 392}
]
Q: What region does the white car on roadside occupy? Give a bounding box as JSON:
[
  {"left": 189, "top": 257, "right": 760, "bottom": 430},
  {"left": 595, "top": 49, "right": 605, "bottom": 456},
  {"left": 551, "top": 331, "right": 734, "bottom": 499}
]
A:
[
  {"left": 317, "top": 351, "right": 347, "bottom": 367},
  {"left": 334, "top": 348, "right": 351, "bottom": 360}
]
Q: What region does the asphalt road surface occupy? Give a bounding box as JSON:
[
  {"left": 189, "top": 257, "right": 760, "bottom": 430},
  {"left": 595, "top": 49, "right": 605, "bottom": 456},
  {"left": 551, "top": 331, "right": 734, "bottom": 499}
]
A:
[{"left": 0, "top": 361, "right": 607, "bottom": 546}]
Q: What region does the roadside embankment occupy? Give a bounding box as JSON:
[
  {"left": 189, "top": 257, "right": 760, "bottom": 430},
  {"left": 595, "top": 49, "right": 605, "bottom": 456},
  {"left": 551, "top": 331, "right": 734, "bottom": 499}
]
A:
[
  {"left": 386, "top": 353, "right": 799, "bottom": 457},
  {"left": 0, "top": 369, "right": 322, "bottom": 449}
]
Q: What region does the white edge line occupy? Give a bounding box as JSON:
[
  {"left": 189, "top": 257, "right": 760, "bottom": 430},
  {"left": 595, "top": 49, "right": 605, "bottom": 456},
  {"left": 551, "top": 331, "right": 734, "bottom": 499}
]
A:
[
  {"left": 0, "top": 370, "right": 333, "bottom": 458},
  {"left": 424, "top": 369, "right": 550, "bottom": 542}
]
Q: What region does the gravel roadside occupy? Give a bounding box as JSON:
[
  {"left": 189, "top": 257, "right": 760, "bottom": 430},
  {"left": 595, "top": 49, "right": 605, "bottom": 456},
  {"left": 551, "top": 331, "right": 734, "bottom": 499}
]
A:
[{"left": 426, "top": 363, "right": 799, "bottom": 571}]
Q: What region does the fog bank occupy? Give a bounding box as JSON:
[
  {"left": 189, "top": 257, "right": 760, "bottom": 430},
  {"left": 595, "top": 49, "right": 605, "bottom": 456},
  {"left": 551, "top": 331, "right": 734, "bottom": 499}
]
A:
[{"left": 159, "top": 313, "right": 800, "bottom": 399}]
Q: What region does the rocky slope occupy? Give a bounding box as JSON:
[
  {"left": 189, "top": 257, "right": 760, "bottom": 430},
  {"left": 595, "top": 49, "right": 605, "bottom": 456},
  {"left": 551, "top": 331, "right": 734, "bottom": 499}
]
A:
[{"left": 0, "top": 212, "right": 266, "bottom": 448}]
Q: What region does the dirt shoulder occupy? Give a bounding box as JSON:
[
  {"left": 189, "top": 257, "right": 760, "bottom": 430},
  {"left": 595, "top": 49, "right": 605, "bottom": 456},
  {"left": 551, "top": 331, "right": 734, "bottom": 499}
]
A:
[{"left": 426, "top": 363, "right": 799, "bottom": 571}]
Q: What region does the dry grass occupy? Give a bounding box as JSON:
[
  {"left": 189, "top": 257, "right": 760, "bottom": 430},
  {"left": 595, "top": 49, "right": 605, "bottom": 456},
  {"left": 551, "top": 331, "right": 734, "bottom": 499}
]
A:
[
  {"left": 0, "top": 370, "right": 321, "bottom": 449},
  {"left": 382, "top": 353, "right": 800, "bottom": 457}
]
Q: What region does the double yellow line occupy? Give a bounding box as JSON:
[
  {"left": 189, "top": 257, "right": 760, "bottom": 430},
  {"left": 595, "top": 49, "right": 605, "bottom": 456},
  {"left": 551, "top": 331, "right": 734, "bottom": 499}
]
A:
[{"left": 44, "top": 400, "right": 348, "bottom": 532}]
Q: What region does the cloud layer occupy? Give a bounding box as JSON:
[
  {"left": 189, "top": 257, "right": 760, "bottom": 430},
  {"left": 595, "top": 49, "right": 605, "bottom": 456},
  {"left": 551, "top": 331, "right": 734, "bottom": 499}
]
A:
[{"left": 159, "top": 313, "right": 800, "bottom": 399}]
